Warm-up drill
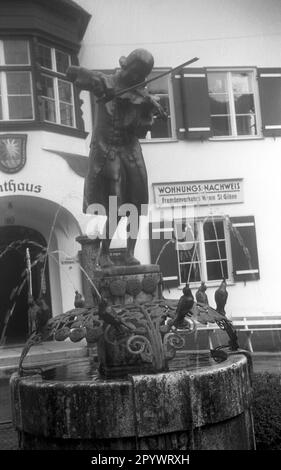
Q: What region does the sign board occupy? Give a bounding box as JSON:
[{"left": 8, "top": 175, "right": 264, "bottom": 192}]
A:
[{"left": 153, "top": 178, "right": 243, "bottom": 207}]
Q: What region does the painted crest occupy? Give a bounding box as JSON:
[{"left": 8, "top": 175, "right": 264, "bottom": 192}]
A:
[{"left": 0, "top": 134, "right": 27, "bottom": 173}]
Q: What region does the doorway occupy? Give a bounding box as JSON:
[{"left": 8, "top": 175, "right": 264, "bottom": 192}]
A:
[{"left": 0, "top": 226, "right": 51, "bottom": 345}]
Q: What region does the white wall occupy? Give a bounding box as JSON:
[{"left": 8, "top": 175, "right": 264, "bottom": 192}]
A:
[{"left": 78, "top": 0, "right": 281, "bottom": 68}]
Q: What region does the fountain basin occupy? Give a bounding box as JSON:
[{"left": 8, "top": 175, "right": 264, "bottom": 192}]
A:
[{"left": 10, "top": 354, "right": 255, "bottom": 450}]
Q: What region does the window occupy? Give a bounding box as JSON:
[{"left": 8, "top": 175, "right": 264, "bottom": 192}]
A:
[
  {"left": 207, "top": 70, "right": 260, "bottom": 138},
  {"left": 38, "top": 43, "right": 75, "bottom": 127},
  {"left": 150, "top": 216, "right": 259, "bottom": 287},
  {"left": 142, "top": 70, "right": 175, "bottom": 140},
  {"left": 0, "top": 40, "right": 34, "bottom": 120},
  {"left": 174, "top": 219, "right": 231, "bottom": 284}
]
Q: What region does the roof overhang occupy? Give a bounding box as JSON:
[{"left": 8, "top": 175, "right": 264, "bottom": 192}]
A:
[{"left": 0, "top": 0, "right": 91, "bottom": 50}]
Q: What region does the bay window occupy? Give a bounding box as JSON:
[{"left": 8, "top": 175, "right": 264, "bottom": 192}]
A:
[{"left": 0, "top": 38, "right": 82, "bottom": 132}]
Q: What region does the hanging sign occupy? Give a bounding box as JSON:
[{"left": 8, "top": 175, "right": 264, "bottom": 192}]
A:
[{"left": 153, "top": 178, "right": 243, "bottom": 207}]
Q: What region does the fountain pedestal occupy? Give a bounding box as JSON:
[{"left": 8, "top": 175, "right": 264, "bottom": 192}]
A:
[{"left": 10, "top": 354, "right": 255, "bottom": 450}]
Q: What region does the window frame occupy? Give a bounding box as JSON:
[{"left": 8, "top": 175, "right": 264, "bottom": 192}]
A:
[
  {"left": 38, "top": 42, "right": 76, "bottom": 128},
  {"left": 207, "top": 67, "right": 262, "bottom": 141},
  {"left": 0, "top": 36, "right": 86, "bottom": 137},
  {"left": 175, "top": 217, "right": 234, "bottom": 287},
  {"left": 139, "top": 68, "right": 177, "bottom": 143},
  {"left": 0, "top": 39, "right": 35, "bottom": 122}
]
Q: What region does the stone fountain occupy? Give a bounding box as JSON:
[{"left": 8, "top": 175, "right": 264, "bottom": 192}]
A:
[
  {"left": 10, "top": 240, "right": 255, "bottom": 450},
  {"left": 10, "top": 49, "right": 255, "bottom": 450}
]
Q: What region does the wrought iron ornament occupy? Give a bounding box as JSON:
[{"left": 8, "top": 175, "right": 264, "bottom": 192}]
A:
[{"left": 18, "top": 291, "right": 239, "bottom": 374}]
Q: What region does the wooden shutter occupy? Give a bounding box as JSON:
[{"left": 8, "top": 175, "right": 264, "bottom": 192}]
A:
[
  {"left": 171, "top": 71, "right": 186, "bottom": 139},
  {"left": 258, "top": 68, "right": 281, "bottom": 137},
  {"left": 180, "top": 68, "right": 212, "bottom": 140},
  {"left": 149, "top": 221, "right": 179, "bottom": 287},
  {"left": 229, "top": 216, "right": 260, "bottom": 282}
]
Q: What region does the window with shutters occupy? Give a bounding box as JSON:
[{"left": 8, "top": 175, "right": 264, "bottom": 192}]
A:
[
  {"left": 207, "top": 69, "right": 261, "bottom": 138},
  {"left": 0, "top": 39, "right": 34, "bottom": 121},
  {"left": 149, "top": 215, "right": 259, "bottom": 287},
  {"left": 174, "top": 219, "right": 232, "bottom": 284},
  {"left": 140, "top": 70, "right": 176, "bottom": 141},
  {"left": 37, "top": 43, "right": 75, "bottom": 127}
]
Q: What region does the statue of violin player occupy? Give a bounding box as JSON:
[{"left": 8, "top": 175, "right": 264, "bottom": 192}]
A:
[{"left": 67, "top": 50, "right": 198, "bottom": 268}]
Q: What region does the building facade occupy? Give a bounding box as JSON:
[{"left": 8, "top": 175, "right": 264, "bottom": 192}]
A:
[{"left": 0, "top": 0, "right": 280, "bottom": 349}]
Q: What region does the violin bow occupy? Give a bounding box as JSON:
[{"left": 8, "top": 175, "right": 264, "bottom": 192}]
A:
[{"left": 98, "top": 56, "right": 199, "bottom": 103}]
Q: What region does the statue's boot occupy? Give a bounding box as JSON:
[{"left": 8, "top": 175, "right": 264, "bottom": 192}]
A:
[
  {"left": 99, "top": 253, "right": 114, "bottom": 268},
  {"left": 124, "top": 237, "right": 140, "bottom": 266}
]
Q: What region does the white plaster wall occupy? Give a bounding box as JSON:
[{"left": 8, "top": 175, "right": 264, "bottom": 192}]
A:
[{"left": 78, "top": 0, "right": 281, "bottom": 68}]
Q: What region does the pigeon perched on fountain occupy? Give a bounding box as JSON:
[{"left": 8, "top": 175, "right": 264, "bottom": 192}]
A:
[
  {"left": 28, "top": 296, "right": 50, "bottom": 334},
  {"left": 74, "top": 291, "right": 85, "bottom": 308},
  {"left": 173, "top": 283, "right": 195, "bottom": 328},
  {"left": 97, "top": 298, "right": 132, "bottom": 333},
  {"left": 35, "top": 298, "right": 51, "bottom": 332},
  {"left": 195, "top": 281, "right": 209, "bottom": 305},
  {"left": 172, "top": 280, "right": 239, "bottom": 352},
  {"left": 215, "top": 278, "right": 228, "bottom": 315}
]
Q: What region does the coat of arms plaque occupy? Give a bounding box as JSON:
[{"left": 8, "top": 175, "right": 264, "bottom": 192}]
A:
[{"left": 0, "top": 134, "right": 27, "bottom": 173}]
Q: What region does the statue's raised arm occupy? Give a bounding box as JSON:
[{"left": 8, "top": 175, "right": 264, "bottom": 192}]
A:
[{"left": 66, "top": 65, "right": 112, "bottom": 98}]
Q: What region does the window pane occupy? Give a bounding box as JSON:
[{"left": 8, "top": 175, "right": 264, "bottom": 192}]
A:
[
  {"left": 211, "top": 116, "right": 231, "bottom": 136},
  {"left": 147, "top": 72, "right": 168, "bottom": 94},
  {"left": 6, "top": 72, "right": 31, "bottom": 94},
  {"left": 205, "top": 241, "right": 226, "bottom": 260},
  {"left": 236, "top": 114, "right": 257, "bottom": 135},
  {"left": 8, "top": 96, "right": 33, "bottom": 119},
  {"left": 38, "top": 44, "right": 52, "bottom": 69},
  {"left": 56, "top": 50, "right": 70, "bottom": 74},
  {"left": 207, "top": 261, "right": 228, "bottom": 281},
  {"left": 150, "top": 95, "right": 172, "bottom": 138},
  {"left": 60, "top": 103, "right": 74, "bottom": 126},
  {"left": 4, "top": 40, "right": 29, "bottom": 64},
  {"left": 180, "top": 263, "right": 201, "bottom": 283},
  {"left": 175, "top": 220, "right": 198, "bottom": 242},
  {"left": 150, "top": 116, "right": 172, "bottom": 138},
  {"left": 203, "top": 221, "right": 225, "bottom": 240},
  {"left": 58, "top": 80, "right": 72, "bottom": 103},
  {"left": 41, "top": 75, "right": 55, "bottom": 98},
  {"left": 42, "top": 98, "right": 56, "bottom": 122},
  {"left": 178, "top": 243, "right": 200, "bottom": 263},
  {"left": 232, "top": 73, "right": 253, "bottom": 94},
  {"left": 207, "top": 73, "right": 227, "bottom": 93},
  {"left": 234, "top": 94, "right": 255, "bottom": 114},
  {"left": 209, "top": 94, "right": 230, "bottom": 115}
]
